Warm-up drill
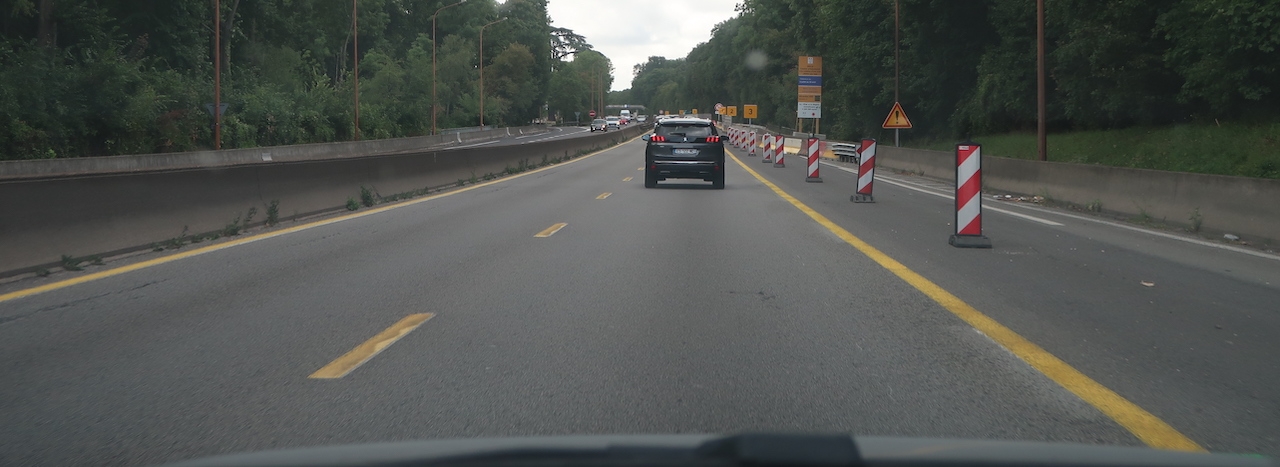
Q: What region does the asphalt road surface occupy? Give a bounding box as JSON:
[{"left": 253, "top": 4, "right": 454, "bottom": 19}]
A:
[
  {"left": 452, "top": 125, "right": 600, "bottom": 149},
  {"left": 1, "top": 136, "right": 1277, "bottom": 466}
]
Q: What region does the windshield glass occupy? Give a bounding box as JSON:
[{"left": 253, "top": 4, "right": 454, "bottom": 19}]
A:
[
  {"left": 1, "top": 1, "right": 1277, "bottom": 466},
  {"left": 656, "top": 124, "right": 713, "bottom": 137}
]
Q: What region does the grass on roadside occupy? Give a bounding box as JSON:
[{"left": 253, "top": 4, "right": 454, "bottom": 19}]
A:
[{"left": 913, "top": 121, "right": 1280, "bottom": 179}]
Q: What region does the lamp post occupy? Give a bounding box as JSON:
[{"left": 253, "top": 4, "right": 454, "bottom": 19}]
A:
[
  {"left": 1036, "top": 0, "right": 1047, "bottom": 161},
  {"left": 478, "top": 17, "right": 507, "bottom": 127},
  {"left": 432, "top": 0, "right": 466, "bottom": 135},
  {"left": 352, "top": 0, "right": 360, "bottom": 141},
  {"left": 213, "top": 0, "right": 221, "bottom": 150}
]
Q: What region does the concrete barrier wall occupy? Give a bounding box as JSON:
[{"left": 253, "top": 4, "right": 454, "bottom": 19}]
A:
[
  {"left": 877, "top": 146, "right": 1280, "bottom": 246},
  {"left": 0, "top": 125, "right": 643, "bottom": 275},
  {"left": 0, "top": 125, "right": 551, "bottom": 180}
]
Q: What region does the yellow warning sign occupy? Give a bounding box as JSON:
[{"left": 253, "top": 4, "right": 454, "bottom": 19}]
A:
[
  {"left": 743, "top": 105, "right": 758, "bottom": 119},
  {"left": 726, "top": 106, "right": 737, "bottom": 117},
  {"left": 882, "top": 102, "right": 912, "bottom": 129}
]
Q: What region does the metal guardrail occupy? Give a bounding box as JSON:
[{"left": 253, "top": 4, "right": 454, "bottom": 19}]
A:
[{"left": 831, "top": 143, "right": 860, "bottom": 163}]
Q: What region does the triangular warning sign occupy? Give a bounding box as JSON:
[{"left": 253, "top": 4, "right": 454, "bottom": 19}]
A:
[{"left": 882, "top": 102, "right": 912, "bottom": 129}]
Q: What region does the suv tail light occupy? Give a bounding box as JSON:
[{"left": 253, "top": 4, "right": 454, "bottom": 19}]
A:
[
  {"left": 705, "top": 136, "right": 720, "bottom": 143},
  {"left": 650, "top": 135, "right": 667, "bottom": 142}
]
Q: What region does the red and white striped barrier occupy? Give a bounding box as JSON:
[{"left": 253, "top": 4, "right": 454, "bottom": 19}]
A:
[
  {"left": 749, "top": 132, "right": 757, "bottom": 156},
  {"left": 762, "top": 133, "right": 773, "bottom": 163},
  {"left": 949, "top": 142, "right": 992, "bottom": 248},
  {"left": 805, "top": 138, "right": 822, "bottom": 182},
  {"left": 851, "top": 138, "right": 876, "bottom": 202},
  {"left": 773, "top": 136, "right": 785, "bottom": 168}
]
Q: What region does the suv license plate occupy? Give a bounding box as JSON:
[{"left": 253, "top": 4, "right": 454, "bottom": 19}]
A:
[{"left": 672, "top": 149, "right": 699, "bottom": 155}]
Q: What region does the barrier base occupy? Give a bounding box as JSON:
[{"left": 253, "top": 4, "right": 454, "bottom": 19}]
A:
[
  {"left": 762, "top": 157, "right": 772, "bottom": 164},
  {"left": 949, "top": 234, "right": 993, "bottom": 249},
  {"left": 851, "top": 194, "right": 874, "bottom": 203},
  {"left": 806, "top": 177, "right": 823, "bottom": 183},
  {"left": 773, "top": 162, "right": 785, "bottom": 168}
]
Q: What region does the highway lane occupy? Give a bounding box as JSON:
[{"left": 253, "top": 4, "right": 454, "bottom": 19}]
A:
[
  {"left": 735, "top": 143, "right": 1280, "bottom": 454},
  {"left": 451, "top": 125, "right": 608, "bottom": 149},
  {"left": 0, "top": 136, "right": 1276, "bottom": 465}
]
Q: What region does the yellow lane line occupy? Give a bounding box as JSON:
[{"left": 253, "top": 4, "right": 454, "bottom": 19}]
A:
[
  {"left": 309, "top": 313, "right": 434, "bottom": 379},
  {"left": 596, "top": 192, "right": 612, "bottom": 199},
  {"left": 725, "top": 149, "right": 1205, "bottom": 452},
  {"left": 637, "top": 167, "right": 643, "bottom": 170},
  {"left": 534, "top": 223, "right": 568, "bottom": 237},
  {"left": 623, "top": 177, "right": 633, "bottom": 182},
  {"left": 0, "top": 134, "right": 646, "bottom": 305}
]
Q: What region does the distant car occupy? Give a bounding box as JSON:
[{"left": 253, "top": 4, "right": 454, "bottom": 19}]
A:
[
  {"left": 643, "top": 117, "right": 724, "bottom": 189},
  {"left": 590, "top": 118, "right": 607, "bottom": 132},
  {"left": 606, "top": 116, "right": 621, "bottom": 130},
  {"left": 637, "top": 115, "right": 648, "bottom": 123}
]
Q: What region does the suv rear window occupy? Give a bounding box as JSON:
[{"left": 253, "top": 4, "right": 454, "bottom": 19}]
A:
[{"left": 656, "top": 124, "right": 714, "bottom": 138}]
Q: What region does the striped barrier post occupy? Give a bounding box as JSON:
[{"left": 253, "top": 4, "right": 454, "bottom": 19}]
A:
[
  {"left": 732, "top": 128, "right": 740, "bottom": 148},
  {"left": 762, "top": 133, "right": 773, "bottom": 163},
  {"left": 749, "top": 132, "right": 757, "bottom": 156},
  {"left": 805, "top": 137, "right": 822, "bottom": 182},
  {"left": 851, "top": 138, "right": 876, "bottom": 203},
  {"left": 949, "top": 141, "right": 992, "bottom": 248},
  {"left": 773, "top": 136, "right": 785, "bottom": 168}
]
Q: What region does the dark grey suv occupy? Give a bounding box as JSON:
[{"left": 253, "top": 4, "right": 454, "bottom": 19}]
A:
[{"left": 642, "top": 118, "right": 725, "bottom": 189}]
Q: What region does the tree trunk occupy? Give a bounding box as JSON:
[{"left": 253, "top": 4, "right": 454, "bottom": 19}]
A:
[
  {"left": 37, "top": 0, "right": 55, "bottom": 47},
  {"left": 222, "top": 0, "right": 240, "bottom": 73}
]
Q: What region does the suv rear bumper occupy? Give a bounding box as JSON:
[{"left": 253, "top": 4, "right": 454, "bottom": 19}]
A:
[{"left": 650, "top": 160, "right": 722, "bottom": 179}]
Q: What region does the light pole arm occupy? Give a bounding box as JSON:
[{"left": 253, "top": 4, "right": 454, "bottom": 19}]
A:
[
  {"left": 431, "top": 0, "right": 466, "bottom": 135},
  {"left": 478, "top": 17, "right": 508, "bottom": 128}
]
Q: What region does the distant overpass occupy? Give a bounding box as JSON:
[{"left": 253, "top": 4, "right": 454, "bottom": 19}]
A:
[{"left": 604, "top": 104, "right": 646, "bottom": 113}]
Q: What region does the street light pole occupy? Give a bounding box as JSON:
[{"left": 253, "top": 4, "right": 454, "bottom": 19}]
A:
[
  {"left": 352, "top": 0, "right": 360, "bottom": 141},
  {"left": 213, "top": 0, "right": 221, "bottom": 150},
  {"left": 894, "top": 0, "right": 900, "bottom": 147},
  {"left": 432, "top": 0, "right": 466, "bottom": 135},
  {"left": 478, "top": 17, "right": 507, "bottom": 128},
  {"left": 1036, "top": 0, "right": 1047, "bottom": 161}
]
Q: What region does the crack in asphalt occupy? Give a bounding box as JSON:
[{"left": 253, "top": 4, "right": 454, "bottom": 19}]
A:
[{"left": 0, "top": 279, "right": 167, "bottom": 326}]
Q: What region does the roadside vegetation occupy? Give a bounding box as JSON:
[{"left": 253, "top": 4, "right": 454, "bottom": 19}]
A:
[
  {"left": 623, "top": 0, "right": 1279, "bottom": 178},
  {"left": 916, "top": 122, "right": 1280, "bottom": 179},
  {"left": 0, "top": 0, "right": 609, "bottom": 160}
]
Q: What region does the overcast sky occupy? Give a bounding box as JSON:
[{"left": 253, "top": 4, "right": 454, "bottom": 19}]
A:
[{"left": 546, "top": 0, "right": 741, "bottom": 91}]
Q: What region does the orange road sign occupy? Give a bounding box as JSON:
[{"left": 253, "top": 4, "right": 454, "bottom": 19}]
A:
[{"left": 882, "top": 102, "right": 912, "bottom": 129}]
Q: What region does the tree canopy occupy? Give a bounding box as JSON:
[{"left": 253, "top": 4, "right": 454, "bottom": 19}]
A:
[
  {"left": 626, "top": 0, "right": 1280, "bottom": 142},
  {"left": 0, "top": 0, "right": 613, "bottom": 159}
]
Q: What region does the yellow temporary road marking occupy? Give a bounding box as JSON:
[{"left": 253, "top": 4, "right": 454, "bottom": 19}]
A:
[
  {"left": 534, "top": 222, "right": 568, "bottom": 237},
  {"left": 0, "top": 134, "right": 646, "bottom": 305},
  {"left": 637, "top": 167, "right": 643, "bottom": 170},
  {"left": 309, "top": 313, "right": 434, "bottom": 379},
  {"left": 596, "top": 192, "right": 612, "bottom": 199},
  {"left": 726, "top": 149, "right": 1205, "bottom": 452},
  {"left": 623, "top": 177, "right": 633, "bottom": 182}
]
